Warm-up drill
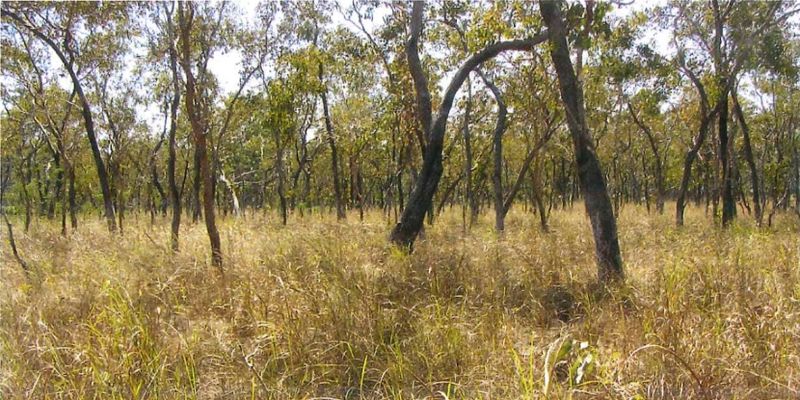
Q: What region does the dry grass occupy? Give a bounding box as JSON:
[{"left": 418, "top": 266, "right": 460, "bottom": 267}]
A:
[{"left": 1, "top": 204, "right": 798, "bottom": 399}]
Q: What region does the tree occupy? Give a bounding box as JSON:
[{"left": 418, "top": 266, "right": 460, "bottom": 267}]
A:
[
  {"left": 390, "top": 1, "right": 549, "bottom": 247},
  {"left": 666, "top": 0, "right": 799, "bottom": 226},
  {"left": 539, "top": 0, "right": 623, "bottom": 282},
  {"left": 162, "top": 1, "right": 183, "bottom": 251},
  {"left": 628, "top": 98, "right": 666, "bottom": 214},
  {"left": 1, "top": 3, "right": 130, "bottom": 231},
  {"left": 176, "top": 1, "right": 224, "bottom": 268}
]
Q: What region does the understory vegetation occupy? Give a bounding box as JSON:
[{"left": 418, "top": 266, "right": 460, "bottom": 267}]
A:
[{"left": 2, "top": 204, "right": 798, "bottom": 399}]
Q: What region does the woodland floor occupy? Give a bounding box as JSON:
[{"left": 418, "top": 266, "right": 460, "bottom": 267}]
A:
[{"left": 1, "top": 204, "right": 799, "bottom": 399}]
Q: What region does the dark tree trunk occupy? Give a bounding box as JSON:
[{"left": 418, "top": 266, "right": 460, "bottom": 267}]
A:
[
  {"left": 276, "top": 131, "right": 288, "bottom": 226},
  {"left": 68, "top": 166, "right": 77, "bottom": 229},
  {"left": 462, "top": 77, "right": 478, "bottom": 226},
  {"left": 732, "top": 90, "right": 762, "bottom": 226},
  {"left": 2, "top": 213, "right": 30, "bottom": 277},
  {"left": 476, "top": 69, "right": 508, "bottom": 233},
  {"left": 710, "top": 0, "right": 736, "bottom": 226},
  {"left": 675, "top": 58, "right": 720, "bottom": 226},
  {"left": 532, "top": 163, "right": 549, "bottom": 231},
  {"left": 319, "top": 63, "right": 346, "bottom": 221},
  {"left": 390, "top": 1, "right": 548, "bottom": 247},
  {"left": 151, "top": 162, "right": 167, "bottom": 214},
  {"left": 539, "top": 0, "right": 623, "bottom": 282},
  {"left": 60, "top": 179, "right": 67, "bottom": 236},
  {"left": 718, "top": 85, "right": 736, "bottom": 225},
  {"left": 20, "top": 154, "right": 34, "bottom": 233},
  {"left": 48, "top": 161, "right": 62, "bottom": 220},
  {"left": 192, "top": 145, "right": 202, "bottom": 223}
]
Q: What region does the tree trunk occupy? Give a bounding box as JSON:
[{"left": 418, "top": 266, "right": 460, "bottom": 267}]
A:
[
  {"left": 628, "top": 103, "right": 664, "bottom": 214},
  {"left": 48, "top": 160, "right": 62, "bottom": 220},
  {"left": 218, "top": 170, "right": 241, "bottom": 217},
  {"left": 732, "top": 90, "right": 762, "bottom": 226},
  {"left": 2, "top": 213, "right": 30, "bottom": 278},
  {"left": 390, "top": 1, "right": 548, "bottom": 247},
  {"left": 711, "top": 1, "right": 736, "bottom": 226},
  {"left": 532, "top": 159, "right": 549, "bottom": 231},
  {"left": 68, "top": 166, "right": 77, "bottom": 229},
  {"left": 675, "top": 58, "right": 720, "bottom": 226},
  {"left": 60, "top": 178, "right": 67, "bottom": 236},
  {"left": 319, "top": 63, "right": 346, "bottom": 221},
  {"left": 472, "top": 69, "right": 508, "bottom": 233},
  {"left": 539, "top": 0, "right": 623, "bottom": 282},
  {"left": 718, "top": 85, "right": 736, "bottom": 225},
  {"left": 192, "top": 146, "right": 202, "bottom": 222},
  {"left": 276, "top": 135, "right": 288, "bottom": 225},
  {"left": 462, "top": 77, "right": 477, "bottom": 227},
  {"left": 178, "top": 2, "right": 222, "bottom": 268},
  {"left": 166, "top": 13, "right": 182, "bottom": 251}
]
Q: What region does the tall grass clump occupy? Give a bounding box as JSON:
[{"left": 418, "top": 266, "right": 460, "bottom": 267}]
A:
[{"left": 1, "top": 204, "right": 798, "bottom": 399}]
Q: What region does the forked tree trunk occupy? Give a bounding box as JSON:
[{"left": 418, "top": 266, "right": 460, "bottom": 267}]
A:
[
  {"left": 675, "top": 60, "right": 720, "bottom": 226},
  {"left": 390, "top": 1, "right": 548, "bottom": 247},
  {"left": 539, "top": 0, "right": 623, "bottom": 282},
  {"left": 710, "top": 2, "right": 736, "bottom": 226}
]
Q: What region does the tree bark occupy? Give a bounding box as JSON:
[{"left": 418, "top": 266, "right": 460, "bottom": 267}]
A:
[
  {"left": 2, "top": 213, "right": 30, "bottom": 278},
  {"left": 406, "top": 1, "right": 432, "bottom": 142},
  {"left": 276, "top": 127, "right": 288, "bottom": 225},
  {"left": 539, "top": 0, "right": 623, "bottom": 282},
  {"left": 67, "top": 165, "right": 77, "bottom": 229},
  {"left": 191, "top": 145, "right": 202, "bottom": 222}
]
